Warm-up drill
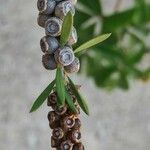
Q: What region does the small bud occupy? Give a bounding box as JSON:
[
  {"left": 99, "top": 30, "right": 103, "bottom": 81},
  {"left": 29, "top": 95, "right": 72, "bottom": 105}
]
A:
[
  {"left": 45, "top": 17, "right": 63, "bottom": 37},
  {"left": 47, "top": 92, "right": 57, "bottom": 106},
  {"left": 37, "top": 13, "right": 50, "bottom": 28},
  {"left": 64, "top": 57, "right": 80, "bottom": 73},
  {"left": 55, "top": 0, "right": 75, "bottom": 20},
  {"left": 68, "top": 130, "right": 81, "bottom": 143},
  {"left": 73, "top": 143, "right": 85, "bottom": 150},
  {"left": 53, "top": 105, "right": 67, "bottom": 115},
  {"left": 68, "top": 27, "right": 78, "bottom": 45},
  {"left": 54, "top": 46, "right": 75, "bottom": 66},
  {"left": 37, "top": 0, "right": 56, "bottom": 15},
  {"left": 60, "top": 140, "right": 73, "bottom": 150},
  {"left": 52, "top": 127, "right": 64, "bottom": 140},
  {"left": 40, "top": 36, "right": 59, "bottom": 54},
  {"left": 42, "top": 54, "right": 57, "bottom": 70}
]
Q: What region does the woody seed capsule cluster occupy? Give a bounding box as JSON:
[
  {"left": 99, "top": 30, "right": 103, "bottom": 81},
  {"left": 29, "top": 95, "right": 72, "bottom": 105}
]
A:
[
  {"left": 36, "top": 0, "right": 84, "bottom": 149},
  {"left": 47, "top": 89, "right": 84, "bottom": 150},
  {"left": 37, "top": 0, "right": 80, "bottom": 73}
]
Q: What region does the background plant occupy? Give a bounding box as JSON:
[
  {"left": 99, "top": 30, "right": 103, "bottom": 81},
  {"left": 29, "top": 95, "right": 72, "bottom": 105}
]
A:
[{"left": 74, "top": 0, "right": 150, "bottom": 90}]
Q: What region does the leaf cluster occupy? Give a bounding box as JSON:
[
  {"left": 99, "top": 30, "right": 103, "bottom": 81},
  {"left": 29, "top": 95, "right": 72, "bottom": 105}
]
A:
[{"left": 74, "top": 0, "right": 150, "bottom": 90}]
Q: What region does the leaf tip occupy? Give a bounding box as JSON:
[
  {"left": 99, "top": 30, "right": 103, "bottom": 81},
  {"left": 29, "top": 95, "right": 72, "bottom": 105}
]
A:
[
  {"left": 105, "top": 33, "right": 112, "bottom": 38},
  {"left": 29, "top": 106, "right": 35, "bottom": 113}
]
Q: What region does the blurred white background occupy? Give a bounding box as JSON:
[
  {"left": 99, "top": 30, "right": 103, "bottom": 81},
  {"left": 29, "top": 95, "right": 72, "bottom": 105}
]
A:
[{"left": 0, "top": 0, "right": 150, "bottom": 149}]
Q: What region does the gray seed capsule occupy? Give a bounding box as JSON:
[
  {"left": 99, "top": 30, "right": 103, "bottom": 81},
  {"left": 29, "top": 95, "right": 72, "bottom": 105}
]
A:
[
  {"left": 45, "top": 17, "right": 63, "bottom": 37},
  {"left": 68, "top": 27, "right": 78, "bottom": 45},
  {"left": 37, "top": 13, "right": 51, "bottom": 28},
  {"left": 40, "top": 36, "right": 59, "bottom": 54},
  {"left": 37, "top": 0, "right": 56, "bottom": 15},
  {"left": 42, "top": 54, "right": 57, "bottom": 70},
  {"left": 64, "top": 57, "right": 80, "bottom": 73},
  {"left": 55, "top": 0, "right": 75, "bottom": 20},
  {"left": 54, "top": 46, "right": 75, "bottom": 66}
]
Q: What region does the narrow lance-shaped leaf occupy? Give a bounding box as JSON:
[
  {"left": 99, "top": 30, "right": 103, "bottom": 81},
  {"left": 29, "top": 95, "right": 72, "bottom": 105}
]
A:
[
  {"left": 60, "top": 11, "right": 73, "bottom": 46},
  {"left": 68, "top": 77, "right": 90, "bottom": 115},
  {"left": 74, "top": 33, "right": 111, "bottom": 53},
  {"left": 65, "top": 87, "right": 77, "bottom": 114},
  {"left": 30, "top": 80, "right": 55, "bottom": 113},
  {"left": 56, "top": 66, "right": 65, "bottom": 106}
]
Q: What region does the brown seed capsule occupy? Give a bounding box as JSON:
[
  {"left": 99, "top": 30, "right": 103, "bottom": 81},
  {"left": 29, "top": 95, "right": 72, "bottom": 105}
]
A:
[
  {"left": 68, "top": 130, "right": 81, "bottom": 143},
  {"left": 60, "top": 140, "right": 73, "bottom": 150},
  {"left": 48, "top": 111, "right": 60, "bottom": 129},
  {"left": 73, "top": 143, "right": 85, "bottom": 150},
  {"left": 42, "top": 53, "right": 57, "bottom": 70},
  {"left": 49, "top": 121, "right": 60, "bottom": 129},
  {"left": 55, "top": 0, "right": 75, "bottom": 20},
  {"left": 54, "top": 46, "right": 75, "bottom": 66},
  {"left": 64, "top": 57, "right": 80, "bottom": 74},
  {"left": 73, "top": 118, "right": 81, "bottom": 130},
  {"left": 51, "top": 136, "right": 60, "bottom": 148},
  {"left": 53, "top": 105, "right": 67, "bottom": 115},
  {"left": 48, "top": 110, "right": 60, "bottom": 121},
  {"left": 68, "top": 27, "right": 78, "bottom": 45},
  {"left": 61, "top": 116, "right": 75, "bottom": 131},
  {"left": 45, "top": 17, "right": 63, "bottom": 37},
  {"left": 47, "top": 92, "right": 57, "bottom": 107},
  {"left": 52, "top": 128, "right": 64, "bottom": 140},
  {"left": 40, "top": 36, "right": 59, "bottom": 54},
  {"left": 37, "top": 0, "right": 56, "bottom": 15},
  {"left": 37, "top": 13, "right": 50, "bottom": 28}
]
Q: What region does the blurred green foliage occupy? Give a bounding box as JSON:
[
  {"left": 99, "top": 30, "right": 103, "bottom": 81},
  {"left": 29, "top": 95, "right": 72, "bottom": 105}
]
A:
[{"left": 74, "top": 0, "right": 150, "bottom": 90}]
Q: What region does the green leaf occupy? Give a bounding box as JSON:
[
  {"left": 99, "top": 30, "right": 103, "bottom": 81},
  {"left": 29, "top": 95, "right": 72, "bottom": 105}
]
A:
[
  {"left": 68, "top": 77, "right": 89, "bottom": 115},
  {"left": 30, "top": 80, "right": 55, "bottom": 113},
  {"left": 65, "top": 88, "right": 77, "bottom": 114},
  {"left": 78, "top": 0, "right": 102, "bottom": 15},
  {"left": 74, "top": 33, "right": 111, "bottom": 53},
  {"left": 60, "top": 11, "right": 73, "bottom": 46},
  {"left": 56, "top": 66, "right": 65, "bottom": 106}
]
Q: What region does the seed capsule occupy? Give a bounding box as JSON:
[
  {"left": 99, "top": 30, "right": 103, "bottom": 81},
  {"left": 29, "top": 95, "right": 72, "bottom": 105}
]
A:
[
  {"left": 42, "top": 54, "right": 57, "bottom": 70},
  {"left": 68, "top": 27, "right": 78, "bottom": 45},
  {"left": 68, "top": 130, "right": 81, "bottom": 143},
  {"left": 53, "top": 105, "right": 67, "bottom": 115},
  {"left": 47, "top": 92, "right": 57, "bottom": 106},
  {"left": 61, "top": 116, "right": 75, "bottom": 131},
  {"left": 37, "top": 13, "right": 50, "bottom": 28},
  {"left": 64, "top": 57, "right": 80, "bottom": 73},
  {"left": 45, "top": 17, "right": 63, "bottom": 37},
  {"left": 40, "top": 36, "right": 59, "bottom": 54},
  {"left": 54, "top": 46, "right": 75, "bottom": 66},
  {"left": 37, "top": 0, "right": 56, "bottom": 15},
  {"left": 51, "top": 136, "right": 60, "bottom": 148},
  {"left": 55, "top": 0, "right": 75, "bottom": 20},
  {"left": 73, "top": 143, "right": 85, "bottom": 150},
  {"left": 52, "top": 128, "right": 64, "bottom": 140},
  {"left": 73, "top": 118, "right": 81, "bottom": 130},
  {"left": 60, "top": 140, "right": 73, "bottom": 150},
  {"left": 47, "top": 111, "right": 60, "bottom": 123}
]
